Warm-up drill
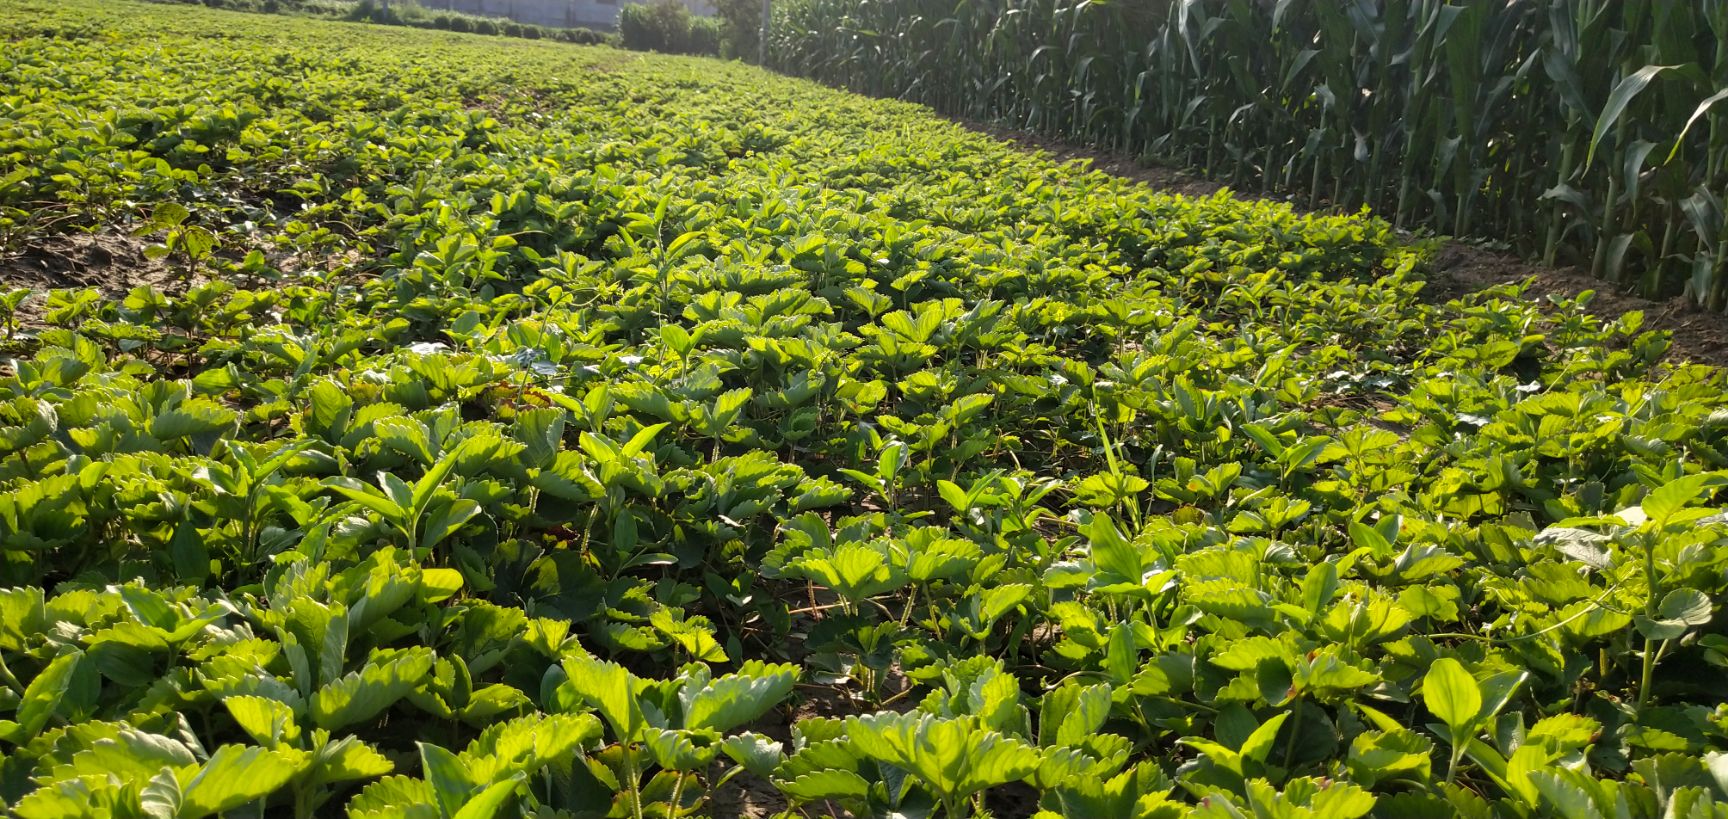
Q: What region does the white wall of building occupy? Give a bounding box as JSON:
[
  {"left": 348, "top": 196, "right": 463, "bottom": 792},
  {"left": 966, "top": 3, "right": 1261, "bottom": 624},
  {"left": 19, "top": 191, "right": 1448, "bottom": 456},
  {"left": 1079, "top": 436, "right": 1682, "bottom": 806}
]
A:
[{"left": 425, "top": 0, "right": 713, "bottom": 32}]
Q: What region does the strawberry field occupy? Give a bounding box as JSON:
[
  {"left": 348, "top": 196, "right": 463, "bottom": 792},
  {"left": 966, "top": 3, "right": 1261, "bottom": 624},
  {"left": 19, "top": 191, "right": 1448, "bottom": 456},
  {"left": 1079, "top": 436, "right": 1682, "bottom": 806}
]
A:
[{"left": 4, "top": 1, "right": 1728, "bottom": 817}]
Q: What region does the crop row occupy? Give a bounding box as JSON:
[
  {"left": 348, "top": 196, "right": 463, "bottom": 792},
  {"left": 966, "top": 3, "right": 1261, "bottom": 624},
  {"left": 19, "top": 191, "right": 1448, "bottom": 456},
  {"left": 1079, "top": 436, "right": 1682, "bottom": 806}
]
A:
[
  {"left": 2, "top": 1, "right": 1728, "bottom": 817},
  {"left": 767, "top": 0, "right": 1728, "bottom": 310}
]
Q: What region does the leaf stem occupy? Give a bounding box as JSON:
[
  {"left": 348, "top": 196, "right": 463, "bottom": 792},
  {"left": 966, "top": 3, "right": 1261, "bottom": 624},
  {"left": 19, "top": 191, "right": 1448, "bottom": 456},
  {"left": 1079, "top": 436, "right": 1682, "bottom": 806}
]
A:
[
  {"left": 0, "top": 653, "right": 24, "bottom": 696},
  {"left": 622, "top": 746, "right": 646, "bottom": 819},
  {"left": 669, "top": 770, "right": 686, "bottom": 818},
  {"left": 1639, "top": 638, "right": 1666, "bottom": 708}
]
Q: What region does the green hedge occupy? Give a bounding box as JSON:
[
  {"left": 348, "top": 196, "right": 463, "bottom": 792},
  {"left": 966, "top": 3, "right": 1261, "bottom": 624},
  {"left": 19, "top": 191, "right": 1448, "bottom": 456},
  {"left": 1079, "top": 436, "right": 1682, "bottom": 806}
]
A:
[
  {"left": 619, "top": 0, "right": 720, "bottom": 56},
  {"left": 142, "top": 0, "right": 611, "bottom": 44}
]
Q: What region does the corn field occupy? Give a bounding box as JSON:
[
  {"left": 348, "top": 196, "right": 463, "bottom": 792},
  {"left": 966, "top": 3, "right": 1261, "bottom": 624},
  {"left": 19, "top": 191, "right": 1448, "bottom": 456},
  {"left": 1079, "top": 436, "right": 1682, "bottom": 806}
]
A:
[{"left": 767, "top": 0, "right": 1728, "bottom": 309}]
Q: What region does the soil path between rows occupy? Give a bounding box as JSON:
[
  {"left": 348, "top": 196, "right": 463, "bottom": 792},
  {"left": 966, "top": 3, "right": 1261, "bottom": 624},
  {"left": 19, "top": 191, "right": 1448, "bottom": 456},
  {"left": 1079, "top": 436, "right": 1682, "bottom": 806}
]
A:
[{"left": 966, "top": 122, "right": 1728, "bottom": 370}]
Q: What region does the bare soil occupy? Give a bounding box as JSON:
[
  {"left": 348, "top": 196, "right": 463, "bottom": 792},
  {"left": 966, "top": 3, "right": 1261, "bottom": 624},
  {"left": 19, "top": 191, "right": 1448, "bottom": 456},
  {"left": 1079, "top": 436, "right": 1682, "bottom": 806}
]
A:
[
  {"left": 1421, "top": 243, "right": 1728, "bottom": 367},
  {"left": 707, "top": 771, "right": 793, "bottom": 818},
  {"left": 0, "top": 231, "right": 180, "bottom": 296},
  {"left": 966, "top": 121, "right": 1728, "bottom": 370},
  {"left": 0, "top": 230, "right": 200, "bottom": 332}
]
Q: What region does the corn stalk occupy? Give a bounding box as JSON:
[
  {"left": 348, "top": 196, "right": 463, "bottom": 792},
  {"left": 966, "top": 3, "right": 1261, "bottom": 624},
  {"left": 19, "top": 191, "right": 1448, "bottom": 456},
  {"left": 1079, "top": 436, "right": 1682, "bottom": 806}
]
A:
[{"left": 766, "top": 0, "right": 1728, "bottom": 310}]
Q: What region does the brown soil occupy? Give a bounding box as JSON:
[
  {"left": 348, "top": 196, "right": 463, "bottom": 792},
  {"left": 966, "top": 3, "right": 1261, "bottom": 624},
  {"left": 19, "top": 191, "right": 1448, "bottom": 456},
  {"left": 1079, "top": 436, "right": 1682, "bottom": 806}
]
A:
[
  {"left": 968, "top": 121, "right": 1229, "bottom": 198},
  {"left": 1421, "top": 243, "right": 1728, "bottom": 367},
  {"left": 707, "top": 771, "right": 793, "bottom": 818},
  {"left": 966, "top": 121, "right": 1728, "bottom": 370},
  {"left": 0, "top": 231, "right": 179, "bottom": 292},
  {"left": 0, "top": 230, "right": 193, "bottom": 326}
]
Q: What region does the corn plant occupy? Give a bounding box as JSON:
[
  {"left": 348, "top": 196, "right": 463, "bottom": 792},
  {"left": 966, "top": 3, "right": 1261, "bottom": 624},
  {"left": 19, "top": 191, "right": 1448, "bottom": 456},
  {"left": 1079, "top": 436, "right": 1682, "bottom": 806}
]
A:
[{"left": 769, "top": 0, "right": 1728, "bottom": 309}]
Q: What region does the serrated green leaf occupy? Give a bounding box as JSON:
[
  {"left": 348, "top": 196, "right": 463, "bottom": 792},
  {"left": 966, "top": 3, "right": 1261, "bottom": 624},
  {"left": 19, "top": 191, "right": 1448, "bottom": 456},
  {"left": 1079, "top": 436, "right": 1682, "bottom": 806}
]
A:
[
  {"left": 560, "top": 657, "right": 643, "bottom": 742},
  {"left": 680, "top": 661, "right": 798, "bottom": 734},
  {"left": 1422, "top": 658, "right": 1481, "bottom": 738},
  {"left": 311, "top": 649, "right": 435, "bottom": 731},
  {"left": 180, "top": 745, "right": 310, "bottom": 818}
]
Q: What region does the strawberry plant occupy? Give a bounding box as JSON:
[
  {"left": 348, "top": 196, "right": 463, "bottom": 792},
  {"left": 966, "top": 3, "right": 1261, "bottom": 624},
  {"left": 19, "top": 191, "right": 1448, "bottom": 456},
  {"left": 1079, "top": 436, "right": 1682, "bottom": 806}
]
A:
[{"left": 1, "top": 1, "right": 1727, "bottom": 817}]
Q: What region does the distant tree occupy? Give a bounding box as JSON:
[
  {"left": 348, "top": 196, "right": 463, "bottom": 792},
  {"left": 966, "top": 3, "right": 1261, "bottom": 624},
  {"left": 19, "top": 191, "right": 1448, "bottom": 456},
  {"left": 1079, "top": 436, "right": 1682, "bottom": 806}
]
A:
[
  {"left": 619, "top": 0, "right": 692, "bottom": 53},
  {"left": 711, "top": 0, "right": 759, "bottom": 61}
]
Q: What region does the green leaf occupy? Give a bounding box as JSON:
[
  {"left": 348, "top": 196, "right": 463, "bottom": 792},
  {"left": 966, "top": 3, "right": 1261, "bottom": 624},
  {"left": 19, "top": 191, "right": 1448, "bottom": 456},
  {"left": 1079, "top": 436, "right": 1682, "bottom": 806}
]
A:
[
  {"left": 622, "top": 422, "right": 669, "bottom": 457},
  {"left": 420, "top": 742, "right": 475, "bottom": 818},
  {"left": 1588, "top": 65, "right": 1680, "bottom": 170},
  {"left": 324, "top": 477, "right": 408, "bottom": 521},
  {"left": 168, "top": 521, "right": 210, "bottom": 586},
  {"left": 308, "top": 736, "right": 395, "bottom": 786},
  {"left": 0, "top": 587, "right": 46, "bottom": 652},
  {"left": 1666, "top": 88, "right": 1728, "bottom": 163},
  {"left": 7, "top": 648, "right": 82, "bottom": 743},
  {"left": 1104, "top": 624, "right": 1137, "bottom": 685},
  {"left": 180, "top": 745, "right": 310, "bottom": 818},
  {"left": 1643, "top": 472, "right": 1726, "bottom": 524},
  {"left": 680, "top": 661, "right": 798, "bottom": 734},
  {"left": 1658, "top": 588, "right": 1713, "bottom": 626},
  {"left": 1054, "top": 684, "right": 1112, "bottom": 748},
  {"left": 1240, "top": 711, "right": 1291, "bottom": 765},
  {"left": 375, "top": 416, "right": 435, "bottom": 466},
  {"left": 1422, "top": 658, "right": 1482, "bottom": 738},
  {"left": 777, "top": 769, "right": 871, "bottom": 801},
  {"left": 646, "top": 728, "right": 721, "bottom": 771},
  {"left": 722, "top": 732, "right": 785, "bottom": 779},
  {"left": 845, "top": 712, "right": 1040, "bottom": 804},
  {"left": 1073, "top": 473, "right": 1149, "bottom": 508},
  {"left": 1347, "top": 729, "right": 1433, "bottom": 787},
  {"left": 785, "top": 544, "right": 904, "bottom": 602},
  {"left": 1528, "top": 769, "right": 1606, "bottom": 819},
  {"left": 936, "top": 479, "right": 970, "bottom": 513},
  {"left": 421, "top": 568, "right": 465, "bottom": 603},
  {"left": 560, "top": 657, "right": 643, "bottom": 742},
  {"left": 223, "top": 695, "right": 299, "bottom": 747},
  {"left": 458, "top": 713, "right": 597, "bottom": 784},
  {"left": 1348, "top": 521, "right": 1393, "bottom": 556},
  {"left": 649, "top": 609, "right": 728, "bottom": 662},
  {"left": 451, "top": 776, "right": 522, "bottom": 819},
  {"left": 420, "top": 499, "right": 481, "bottom": 551},
  {"left": 118, "top": 585, "right": 175, "bottom": 631},
  {"left": 150, "top": 399, "right": 238, "bottom": 440},
  {"left": 149, "top": 202, "right": 190, "bottom": 229},
  {"left": 1086, "top": 514, "right": 1141, "bottom": 583},
  {"left": 11, "top": 778, "right": 115, "bottom": 819},
  {"left": 311, "top": 649, "right": 436, "bottom": 731},
  {"left": 346, "top": 775, "right": 440, "bottom": 818},
  {"left": 1637, "top": 588, "right": 1715, "bottom": 640}
]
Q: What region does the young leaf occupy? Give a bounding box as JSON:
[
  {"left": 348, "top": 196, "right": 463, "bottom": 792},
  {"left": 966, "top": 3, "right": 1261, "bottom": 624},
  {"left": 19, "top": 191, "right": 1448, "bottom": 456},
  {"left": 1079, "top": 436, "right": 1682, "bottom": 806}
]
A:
[
  {"left": 1422, "top": 658, "right": 1482, "bottom": 737},
  {"left": 2, "top": 648, "right": 82, "bottom": 744},
  {"left": 560, "top": 658, "right": 643, "bottom": 742},
  {"left": 1642, "top": 472, "right": 1727, "bottom": 525},
  {"left": 680, "top": 661, "right": 798, "bottom": 734},
  {"left": 180, "top": 745, "right": 310, "bottom": 818}
]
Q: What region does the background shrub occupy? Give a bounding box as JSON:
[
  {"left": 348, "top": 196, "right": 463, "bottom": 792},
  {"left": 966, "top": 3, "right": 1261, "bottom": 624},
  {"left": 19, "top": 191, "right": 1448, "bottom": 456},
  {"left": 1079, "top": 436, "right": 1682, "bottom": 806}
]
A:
[
  {"left": 555, "top": 26, "right": 608, "bottom": 45},
  {"left": 685, "top": 15, "right": 720, "bottom": 56},
  {"left": 619, "top": 0, "right": 689, "bottom": 53},
  {"left": 712, "top": 0, "right": 758, "bottom": 60},
  {"left": 144, "top": 0, "right": 606, "bottom": 49}
]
